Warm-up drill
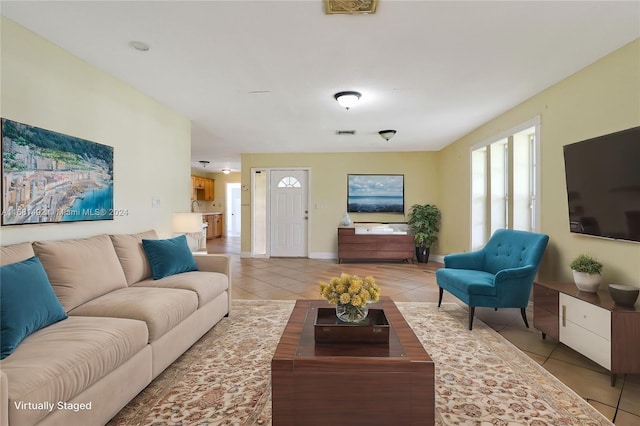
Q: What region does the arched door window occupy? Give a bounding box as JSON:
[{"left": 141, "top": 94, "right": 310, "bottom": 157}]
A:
[{"left": 277, "top": 176, "right": 301, "bottom": 188}]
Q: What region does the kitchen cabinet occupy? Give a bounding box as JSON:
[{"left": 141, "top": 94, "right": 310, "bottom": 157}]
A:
[
  {"left": 204, "top": 179, "right": 214, "bottom": 201},
  {"left": 191, "top": 176, "right": 215, "bottom": 201},
  {"left": 191, "top": 177, "right": 198, "bottom": 200},
  {"left": 533, "top": 281, "right": 640, "bottom": 386},
  {"left": 203, "top": 213, "right": 223, "bottom": 239}
]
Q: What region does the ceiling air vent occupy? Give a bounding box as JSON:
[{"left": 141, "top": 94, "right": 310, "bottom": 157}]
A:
[
  {"left": 335, "top": 130, "right": 357, "bottom": 135},
  {"left": 325, "top": 0, "right": 378, "bottom": 15}
]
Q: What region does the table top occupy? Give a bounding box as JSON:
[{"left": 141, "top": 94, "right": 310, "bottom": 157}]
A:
[
  {"left": 535, "top": 281, "right": 639, "bottom": 312},
  {"left": 272, "top": 296, "right": 433, "bottom": 368}
]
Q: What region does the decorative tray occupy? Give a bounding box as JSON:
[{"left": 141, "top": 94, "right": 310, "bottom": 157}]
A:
[{"left": 314, "top": 308, "right": 390, "bottom": 344}]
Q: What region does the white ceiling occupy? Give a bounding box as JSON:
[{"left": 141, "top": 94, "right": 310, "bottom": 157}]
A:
[{"left": 2, "top": 1, "right": 639, "bottom": 173}]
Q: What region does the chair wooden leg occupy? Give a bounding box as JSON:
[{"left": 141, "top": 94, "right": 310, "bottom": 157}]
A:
[
  {"left": 468, "top": 307, "right": 475, "bottom": 330},
  {"left": 520, "top": 308, "right": 529, "bottom": 328},
  {"left": 437, "top": 287, "right": 443, "bottom": 307}
]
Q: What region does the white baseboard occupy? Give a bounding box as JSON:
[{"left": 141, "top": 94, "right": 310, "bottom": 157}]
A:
[
  {"left": 309, "top": 252, "right": 338, "bottom": 260},
  {"left": 240, "top": 251, "right": 445, "bottom": 264}
]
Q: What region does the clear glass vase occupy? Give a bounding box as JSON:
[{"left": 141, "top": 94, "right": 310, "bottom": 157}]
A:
[{"left": 335, "top": 303, "right": 369, "bottom": 323}]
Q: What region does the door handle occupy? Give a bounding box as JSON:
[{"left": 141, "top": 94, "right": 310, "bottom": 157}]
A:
[{"left": 562, "top": 305, "right": 566, "bottom": 327}]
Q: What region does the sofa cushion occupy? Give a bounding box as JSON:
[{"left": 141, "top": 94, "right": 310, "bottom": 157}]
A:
[
  {"left": 141, "top": 235, "right": 198, "bottom": 280},
  {"left": 0, "top": 242, "right": 35, "bottom": 266},
  {"left": 110, "top": 230, "right": 158, "bottom": 285},
  {"left": 0, "top": 257, "right": 68, "bottom": 359},
  {"left": 69, "top": 287, "right": 198, "bottom": 342},
  {"left": 1, "top": 316, "right": 148, "bottom": 426},
  {"left": 133, "top": 270, "right": 229, "bottom": 308},
  {"left": 32, "top": 234, "right": 128, "bottom": 312}
]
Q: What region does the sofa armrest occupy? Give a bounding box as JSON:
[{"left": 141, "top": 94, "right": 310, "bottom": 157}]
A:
[
  {"left": 1, "top": 370, "right": 8, "bottom": 426},
  {"left": 443, "top": 250, "right": 484, "bottom": 270},
  {"left": 193, "top": 254, "right": 232, "bottom": 315},
  {"left": 193, "top": 253, "right": 230, "bottom": 276}
]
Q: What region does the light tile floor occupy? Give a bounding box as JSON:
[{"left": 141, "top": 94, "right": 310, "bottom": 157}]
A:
[{"left": 208, "top": 236, "right": 640, "bottom": 424}]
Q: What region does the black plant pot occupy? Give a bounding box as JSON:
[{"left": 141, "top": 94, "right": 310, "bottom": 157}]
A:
[{"left": 415, "top": 246, "right": 430, "bottom": 263}]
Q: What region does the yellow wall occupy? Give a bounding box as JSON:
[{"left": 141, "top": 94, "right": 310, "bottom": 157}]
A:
[
  {"left": 241, "top": 152, "right": 440, "bottom": 256},
  {"left": 438, "top": 38, "right": 640, "bottom": 285},
  {"left": 1, "top": 18, "right": 192, "bottom": 245}
]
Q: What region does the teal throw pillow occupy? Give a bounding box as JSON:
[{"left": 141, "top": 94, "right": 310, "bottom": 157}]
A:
[
  {"left": 1, "top": 256, "right": 68, "bottom": 359},
  {"left": 141, "top": 235, "right": 198, "bottom": 280}
]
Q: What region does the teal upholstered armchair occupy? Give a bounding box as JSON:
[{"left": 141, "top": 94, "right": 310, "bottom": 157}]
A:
[{"left": 436, "top": 229, "right": 549, "bottom": 330}]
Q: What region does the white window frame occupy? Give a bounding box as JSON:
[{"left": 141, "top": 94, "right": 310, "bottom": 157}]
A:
[{"left": 469, "top": 116, "right": 541, "bottom": 249}]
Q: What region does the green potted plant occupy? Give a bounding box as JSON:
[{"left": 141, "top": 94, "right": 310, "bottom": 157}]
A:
[
  {"left": 407, "top": 203, "right": 441, "bottom": 263},
  {"left": 570, "top": 254, "right": 603, "bottom": 292}
]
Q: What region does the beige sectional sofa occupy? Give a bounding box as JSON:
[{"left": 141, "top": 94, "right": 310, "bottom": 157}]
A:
[{"left": 0, "top": 230, "right": 231, "bottom": 426}]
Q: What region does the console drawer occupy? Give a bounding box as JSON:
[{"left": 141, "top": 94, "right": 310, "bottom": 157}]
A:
[
  {"left": 559, "top": 293, "right": 611, "bottom": 370},
  {"left": 560, "top": 293, "right": 611, "bottom": 340}
]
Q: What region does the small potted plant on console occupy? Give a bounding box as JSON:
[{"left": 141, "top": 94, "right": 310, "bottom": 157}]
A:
[{"left": 570, "top": 254, "right": 603, "bottom": 292}]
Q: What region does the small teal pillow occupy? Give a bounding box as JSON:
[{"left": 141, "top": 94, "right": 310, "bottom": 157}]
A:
[
  {"left": 1, "top": 256, "right": 68, "bottom": 359},
  {"left": 142, "top": 235, "right": 198, "bottom": 280}
]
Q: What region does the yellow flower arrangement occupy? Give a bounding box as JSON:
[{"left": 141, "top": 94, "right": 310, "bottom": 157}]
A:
[{"left": 319, "top": 273, "right": 381, "bottom": 322}]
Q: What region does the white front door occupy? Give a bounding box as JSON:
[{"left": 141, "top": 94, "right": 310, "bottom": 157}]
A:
[{"left": 270, "top": 169, "right": 308, "bottom": 257}]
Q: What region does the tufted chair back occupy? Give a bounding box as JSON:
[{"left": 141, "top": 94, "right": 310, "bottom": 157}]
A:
[{"left": 482, "top": 229, "right": 549, "bottom": 275}]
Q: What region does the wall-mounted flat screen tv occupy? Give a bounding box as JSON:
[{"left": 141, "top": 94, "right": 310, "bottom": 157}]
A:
[
  {"left": 563, "top": 126, "right": 640, "bottom": 243},
  {"left": 347, "top": 174, "right": 404, "bottom": 214}
]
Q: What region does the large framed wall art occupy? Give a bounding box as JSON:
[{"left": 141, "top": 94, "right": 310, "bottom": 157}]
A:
[
  {"left": 347, "top": 174, "right": 404, "bottom": 213},
  {"left": 1, "top": 118, "right": 114, "bottom": 225}
]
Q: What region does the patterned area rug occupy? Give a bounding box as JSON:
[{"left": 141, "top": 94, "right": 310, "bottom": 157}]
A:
[{"left": 108, "top": 300, "right": 612, "bottom": 425}]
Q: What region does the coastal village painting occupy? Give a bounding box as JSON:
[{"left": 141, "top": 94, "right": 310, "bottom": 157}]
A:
[{"left": 1, "top": 119, "right": 114, "bottom": 225}]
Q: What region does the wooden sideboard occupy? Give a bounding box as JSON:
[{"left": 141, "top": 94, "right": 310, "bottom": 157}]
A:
[
  {"left": 533, "top": 281, "right": 640, "bottom": 385},
  {"left": 337, "top": 227, "right": 415, "bottom": 264}
]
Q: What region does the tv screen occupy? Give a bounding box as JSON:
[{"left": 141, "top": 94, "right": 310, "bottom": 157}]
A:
[
  {"left": 563, "top": 126, "right": 640, "bottom": 243},
  {"left": 347, "top": 174, "right": 404, "bottom": 213}
]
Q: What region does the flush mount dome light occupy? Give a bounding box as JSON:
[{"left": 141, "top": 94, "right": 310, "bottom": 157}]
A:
[
  {"left": 222, "top": 169, "right": 231, "bottom": 174},
  {"left": 128, "top": 40, "right": 150, "bottom": 52},
  {"left": 334, "top": 91, "right": 361, "bottom": 110},
  {"left": 378, "top": 129, "right": 397, "bottom": 141}
]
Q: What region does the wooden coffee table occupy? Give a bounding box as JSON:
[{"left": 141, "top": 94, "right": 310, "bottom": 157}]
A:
[{"left": 271, "top": 296, "right": 435, "bottom": 425}]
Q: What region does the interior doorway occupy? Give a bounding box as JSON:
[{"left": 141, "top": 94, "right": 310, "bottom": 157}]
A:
[
  {"left": 251, "top": 168, "right": 310, "bottom": 258},
  {"left": 226, "top": 182, "right": 241, "bottom": 236}
]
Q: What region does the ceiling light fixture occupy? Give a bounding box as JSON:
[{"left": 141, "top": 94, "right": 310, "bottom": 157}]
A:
[
  {"left": 128, "top": 40, "right": 150, "bottom": 52},
  {"left": 378, "top": 130, "right": 397, "bottom": 141},
  {"left": 334, "top": 91, "right": 361, "bottom": 110},
  {"left": 198, "top": 160, "right": 210, "bottom": 167},
  {"left": 222, "top": 169, "right": 231, "bottom": 174}
]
